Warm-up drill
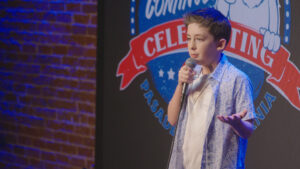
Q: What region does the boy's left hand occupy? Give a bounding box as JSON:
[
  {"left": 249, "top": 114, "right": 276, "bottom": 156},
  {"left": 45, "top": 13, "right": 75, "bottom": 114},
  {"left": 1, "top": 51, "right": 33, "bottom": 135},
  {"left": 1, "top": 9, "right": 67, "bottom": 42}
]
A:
[{"left": 216, "top": 109, "right": 247, "bottom": 126}]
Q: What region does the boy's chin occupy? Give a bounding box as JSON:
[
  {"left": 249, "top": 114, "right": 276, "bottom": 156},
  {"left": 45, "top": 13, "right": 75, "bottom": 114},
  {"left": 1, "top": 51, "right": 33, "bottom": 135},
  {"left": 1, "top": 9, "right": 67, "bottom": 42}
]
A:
[{"left": 191, "top": 58, "right": 205, "bottom": 65}]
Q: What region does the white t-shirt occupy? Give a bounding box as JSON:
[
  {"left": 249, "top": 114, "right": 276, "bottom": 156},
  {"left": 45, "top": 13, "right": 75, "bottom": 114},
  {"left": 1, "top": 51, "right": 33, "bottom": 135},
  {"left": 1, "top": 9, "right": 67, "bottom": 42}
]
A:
[{"left": 182, "top": 67, "right": 214, "bottom": 169}]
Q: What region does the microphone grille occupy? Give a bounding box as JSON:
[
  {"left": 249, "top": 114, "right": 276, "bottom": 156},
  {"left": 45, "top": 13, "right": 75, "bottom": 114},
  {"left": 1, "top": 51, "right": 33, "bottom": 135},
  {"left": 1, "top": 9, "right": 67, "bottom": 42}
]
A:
[{"left": 185, "top": 58, "right": 197, "bottom": 69}]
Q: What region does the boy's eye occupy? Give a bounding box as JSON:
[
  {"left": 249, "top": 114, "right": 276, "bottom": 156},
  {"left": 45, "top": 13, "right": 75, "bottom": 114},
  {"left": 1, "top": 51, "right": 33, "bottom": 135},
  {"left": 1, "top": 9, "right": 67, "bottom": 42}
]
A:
[
  {"left": 196, "top": 38, "right": 203, "bottom": 41},
  {"left": 187, "top": 37, "right": 191, "bottom": 41}
]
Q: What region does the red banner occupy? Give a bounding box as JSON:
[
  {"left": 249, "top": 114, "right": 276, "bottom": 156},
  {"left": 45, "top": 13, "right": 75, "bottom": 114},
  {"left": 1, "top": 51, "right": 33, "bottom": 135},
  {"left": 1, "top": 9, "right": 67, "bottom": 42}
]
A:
[{"left": 116, "top": 19, "right": 300, "bottom": 110}]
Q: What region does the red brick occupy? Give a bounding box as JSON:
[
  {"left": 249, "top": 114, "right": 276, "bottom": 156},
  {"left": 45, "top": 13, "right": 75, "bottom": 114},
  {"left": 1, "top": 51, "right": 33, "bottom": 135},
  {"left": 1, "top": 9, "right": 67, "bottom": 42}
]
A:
[
  {"left": 38, "top": 45, "right": 52, "bottom": 54},
  {"left": 78, "top": 58, "right": 96, "bottom": 68},
  {"left": 56, "top": 90, "right": 73, "bottom": 99},
  {"left": 46, "top": 120, "right": 60, "bottom": 130},
  {"left": 78, "top": 103, "right": 95, "bottom": 114},
  {"left": 30, "top": 97, "right": 48, "bottom": 107},
  {"left": 87, "top": 26, "right": 97, "bottom": 35},
  {"left": 54, "top": 131, "right": 68, "bottom": 142},
  {"left": 85, "top": 36, "right": 97, "bottom": 47},
  {"left": 60, "top": 122, "right": 74, "bottom": 132},
  {"left": 53, "top": 46, "right": 68, "bottom": 55},
  {"left": 45, "top": 141, "right": 61, "bottom": 152},
  {"left": 78, "top": 114, "right": 88, "bottom": 124},
  {"left": 66, "top": 3, "right": 81, "bottom": 12},
  {"left": 74, "top": 126, "right": 91, "bottom": 136},
  {"left": 69, "top": 156, "right": 85, "bottom": 166},
  {"left": 56, "top": 153, "right": 69, "bottom": 164},
  {"left": 13, "top": 84, "right": 26, "bottom": 93},
  {"left": 4, "top": 93, "right": 17, "bottom": 102},
  {"left": 87, "top": 160, "right": 95, "bottom": 169},
  {"left": 71, "top": 35, "right": 86, "bottom": 45},
  {"left": 0, "top": 123, "right": 17, "bottom": 133},
  {"left": 62, "top": 57, "right": 78, "bottom": 66},
  {"left": 3, "top": 133, "right": 18, "bottom": 144},
  {"left": 88, "top": 116, "right": 95, "bottom": 126},
  {"left": 83, "top": 48, "right": 96, "bottom": 57},
  {"left": 50, "top": 2, "right": 64, "bottom": 11},
  {"left": 68, "top": 134, "right": 85, "bottom": 145},
  {"left": 52, "top": 78, "right": 78, "bottom": 89},
  {"left": 41, "top": 87, "right": 57, "bottom": 98},
  {"left": 29, "top": 158, "right": 42, "bottom": 166},
  {"left": 46, "top": 119, "right": 74, "bottom": 132},
  {"left": 82, "top": 4, "right": 97, "bottom": 13},
  {"left": 74, "top": 14, "right": 90, "bottom": 24},
  {"left": 68, "top": 46, "right": 85, "bottom": 56},
  {"left": 25, "top": 148, "right": 40, "bottom": 159},
  {"left": 22, "top": 44, "right": 36, "bottom": 53},
  {"left": 56, "top": 111, "right": 72, "bottom": 121},
  {"left": 34, "top": 1, "right": 49, "bottom": 10},
  {"left": 91, "top": 15, "right": 97, "bottom": 25},
  {"left": 73, "top": 69, "right": 96, "bottom": 80},
  {"left": 61, "top": 144, "right": 77, "bottom": 154},
  {"left": 42, "top": 151, "right": 56, "bottom": 162},
  {"left": 26, "top": 85, "right": 42, "bottom": 96},
  {"left": 83, "top": 137, "right": 95, "bottom": 148},
  {"left": 78, "top": 147, "right": 93, "bottom": 157},
  {"left": 78, "top": 81, "right": 96, "bottom": 91},
  {"left": 57, "top": 13, "right": 72, "bottom": 23},
  {"left": 32, "top": 138, "right": 46, "bottom": 149},
  {"left": 43, "top": 12, "right": 56, "bottom": 21},
  {"left": 72, "top": 25, "right": 87, "bottom": 35},
  {"left": 18, "top": 136, "right": 33, "bottom": 146},
  {"left": 41, "top": 65, "right": 70, "bottom": 77},
  {"left": 19, "top": 126, "right": 42, "bottom": 137},
  {"left": 22, "top": 22, "right": 37, "bottom": 32},
  {"left": 15, "top": 155, "right": 29, "bottom": 166},
  {"left": 44, "top": 162, "right": 56, "bottom": 169},
  {"left": 33, "top": 55, "right": 61, "bottom": 65},
  {"left": 73, "top": 91, "right": 95, "bottom": 102},
  {"left": 90, "top": 128, "right": 95, "bottom": 138}
]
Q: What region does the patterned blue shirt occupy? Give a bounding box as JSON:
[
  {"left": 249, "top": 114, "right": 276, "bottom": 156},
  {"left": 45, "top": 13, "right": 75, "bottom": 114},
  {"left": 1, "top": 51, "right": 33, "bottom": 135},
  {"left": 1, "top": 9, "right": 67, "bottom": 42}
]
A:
[{"left": 168, "top": 54, "right": 257, "bottom": 169}]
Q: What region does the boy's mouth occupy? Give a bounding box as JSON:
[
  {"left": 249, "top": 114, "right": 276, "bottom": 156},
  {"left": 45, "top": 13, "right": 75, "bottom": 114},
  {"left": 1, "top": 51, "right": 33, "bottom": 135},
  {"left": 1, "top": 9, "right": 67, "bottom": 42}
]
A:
[{"left": 190, "top": 54, "right": 198, "bottom": 58}]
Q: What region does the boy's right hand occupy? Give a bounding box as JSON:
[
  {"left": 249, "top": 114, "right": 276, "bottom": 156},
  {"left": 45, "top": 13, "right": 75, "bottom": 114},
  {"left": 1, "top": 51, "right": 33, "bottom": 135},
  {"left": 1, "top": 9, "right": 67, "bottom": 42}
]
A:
[{"left": 178, "top": 65, "right": 196, "bottom": 84}]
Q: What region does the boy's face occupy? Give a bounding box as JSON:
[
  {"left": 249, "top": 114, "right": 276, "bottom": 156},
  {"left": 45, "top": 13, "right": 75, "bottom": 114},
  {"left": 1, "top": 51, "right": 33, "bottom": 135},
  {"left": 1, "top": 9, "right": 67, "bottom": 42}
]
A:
[{"left": 187, "top": 23, "right": 222, "bottom": 66}]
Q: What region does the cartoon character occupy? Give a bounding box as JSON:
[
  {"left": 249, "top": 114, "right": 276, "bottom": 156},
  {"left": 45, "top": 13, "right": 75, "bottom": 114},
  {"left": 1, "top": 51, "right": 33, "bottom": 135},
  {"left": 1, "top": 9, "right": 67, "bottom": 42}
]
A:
[{"left": 216, "top": 0, "right": 281, "bottom": 53}]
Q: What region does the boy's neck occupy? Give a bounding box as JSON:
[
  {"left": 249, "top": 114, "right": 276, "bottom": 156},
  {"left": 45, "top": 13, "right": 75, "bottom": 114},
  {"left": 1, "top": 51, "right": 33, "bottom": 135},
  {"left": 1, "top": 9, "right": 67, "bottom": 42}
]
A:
[{"left": 201, "top": 53, "right": 222, "bottom": 75}]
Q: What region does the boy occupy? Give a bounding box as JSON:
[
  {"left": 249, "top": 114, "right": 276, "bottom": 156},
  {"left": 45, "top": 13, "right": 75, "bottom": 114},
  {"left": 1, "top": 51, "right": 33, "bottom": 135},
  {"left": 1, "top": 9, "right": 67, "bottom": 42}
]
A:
[{"left": 167, "top": 8, "right": 256, "bottom": 169}]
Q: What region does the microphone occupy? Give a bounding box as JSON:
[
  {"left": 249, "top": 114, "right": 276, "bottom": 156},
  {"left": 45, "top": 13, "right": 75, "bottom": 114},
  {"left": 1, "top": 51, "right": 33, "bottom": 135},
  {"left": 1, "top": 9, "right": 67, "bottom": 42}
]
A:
[{"left": 181, "top": 57, "right": 197, "bottom": 105}]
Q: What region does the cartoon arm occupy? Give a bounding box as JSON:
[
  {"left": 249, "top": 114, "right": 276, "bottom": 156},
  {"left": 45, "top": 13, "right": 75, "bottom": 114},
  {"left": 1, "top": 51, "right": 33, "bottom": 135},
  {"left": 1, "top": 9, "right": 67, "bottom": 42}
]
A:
[
  {"left": 216, "top": 0, "right": 235, "bottom": 18},
  {"left": 259, "top": 0, "right": 281, "bottom": 52}
]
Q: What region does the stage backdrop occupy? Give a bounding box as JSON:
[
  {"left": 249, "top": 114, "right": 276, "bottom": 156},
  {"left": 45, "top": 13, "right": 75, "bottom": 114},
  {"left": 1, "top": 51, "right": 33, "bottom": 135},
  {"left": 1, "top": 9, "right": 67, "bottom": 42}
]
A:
[{"left": 97, "top": 0, "right": 300, "bottom": 169}]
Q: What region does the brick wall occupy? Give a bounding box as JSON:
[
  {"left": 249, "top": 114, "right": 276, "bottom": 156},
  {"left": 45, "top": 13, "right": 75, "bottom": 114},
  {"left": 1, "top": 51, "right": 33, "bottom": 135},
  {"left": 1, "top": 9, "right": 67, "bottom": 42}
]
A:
[{"left": 0, "top": 0, "right": 97, "bottom": 169}]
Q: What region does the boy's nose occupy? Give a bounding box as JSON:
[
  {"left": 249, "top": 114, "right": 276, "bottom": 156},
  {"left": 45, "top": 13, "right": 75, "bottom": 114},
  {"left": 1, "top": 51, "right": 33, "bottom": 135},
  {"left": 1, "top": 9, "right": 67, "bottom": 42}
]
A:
[{"left": 190, "top": 41, "right": 196, "bottom": 50}]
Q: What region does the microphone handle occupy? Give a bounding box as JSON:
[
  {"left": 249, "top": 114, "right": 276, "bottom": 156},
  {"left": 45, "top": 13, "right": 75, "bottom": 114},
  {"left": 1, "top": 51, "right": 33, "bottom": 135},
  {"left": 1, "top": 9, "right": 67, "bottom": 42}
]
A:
[{"left": 180, "top": 82, "right": 189, "bottom": 110}]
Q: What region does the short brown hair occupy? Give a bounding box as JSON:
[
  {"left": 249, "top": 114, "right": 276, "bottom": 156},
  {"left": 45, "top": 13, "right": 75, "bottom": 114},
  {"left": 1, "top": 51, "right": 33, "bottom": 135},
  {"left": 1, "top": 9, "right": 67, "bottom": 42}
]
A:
[{"left": 183, "top": 8, "right": 231, "bottom": 45}]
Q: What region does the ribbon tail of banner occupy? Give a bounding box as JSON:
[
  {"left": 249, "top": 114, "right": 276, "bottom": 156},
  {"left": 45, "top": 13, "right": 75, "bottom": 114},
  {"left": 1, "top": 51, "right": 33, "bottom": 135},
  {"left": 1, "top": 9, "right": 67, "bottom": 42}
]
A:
[
  {"left": 116, "top": 50, "right": 147, "bottom": 90},
  {"left": 267, "top": 60, "right": 300, "bottom": 110}
]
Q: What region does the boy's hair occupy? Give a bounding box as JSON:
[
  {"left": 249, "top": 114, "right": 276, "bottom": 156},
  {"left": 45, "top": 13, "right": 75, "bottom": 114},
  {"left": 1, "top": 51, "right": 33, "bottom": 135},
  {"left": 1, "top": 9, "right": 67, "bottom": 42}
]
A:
[{"left": 183, "top": 8, "right": 231, "bottom": 45}]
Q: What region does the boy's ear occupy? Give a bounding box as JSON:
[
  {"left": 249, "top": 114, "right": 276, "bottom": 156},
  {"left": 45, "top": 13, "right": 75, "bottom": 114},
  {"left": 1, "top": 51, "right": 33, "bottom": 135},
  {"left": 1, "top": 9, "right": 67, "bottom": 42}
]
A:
[{"left": 216, "top": 38, "right": 227, "bottom": 51}]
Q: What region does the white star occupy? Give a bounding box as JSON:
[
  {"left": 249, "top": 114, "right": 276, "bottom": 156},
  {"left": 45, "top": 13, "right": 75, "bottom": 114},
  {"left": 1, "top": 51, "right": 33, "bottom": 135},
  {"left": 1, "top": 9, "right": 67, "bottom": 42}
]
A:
[
  {"left": 167, "top": 68, "right": 175, "bottom": 80},
  {"left": 158, "top": 69, "right": 164, "bottom": 77}
]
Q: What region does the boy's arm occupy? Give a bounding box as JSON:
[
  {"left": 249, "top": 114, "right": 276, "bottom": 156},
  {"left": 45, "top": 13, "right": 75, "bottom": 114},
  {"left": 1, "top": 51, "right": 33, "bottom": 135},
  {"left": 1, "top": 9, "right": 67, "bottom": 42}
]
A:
[
  {"left": 217, "top": 110, "right": 255, "bottom": 139},
  {"left": 167, "top": 65, "right": 195, "bottom": 126},
  {"left": 217, "top": 75, "right": 257, "bottom": 139},
  {"left": 167, "top": 83, "right": 184, "bottom": 126}
]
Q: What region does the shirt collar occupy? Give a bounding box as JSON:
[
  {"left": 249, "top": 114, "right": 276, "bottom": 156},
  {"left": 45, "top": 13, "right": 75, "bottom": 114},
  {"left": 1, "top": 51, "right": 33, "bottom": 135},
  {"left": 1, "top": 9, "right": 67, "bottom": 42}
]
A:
[{"left": 198, "top": 53, "right": 228, "bottom": 82}]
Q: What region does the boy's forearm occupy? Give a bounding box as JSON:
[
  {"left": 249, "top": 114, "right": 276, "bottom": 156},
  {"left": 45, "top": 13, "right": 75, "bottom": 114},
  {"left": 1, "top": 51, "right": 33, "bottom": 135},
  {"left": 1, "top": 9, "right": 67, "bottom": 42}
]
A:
[{"left": 167, "top": 83, "right": 183, "bottom": 126}]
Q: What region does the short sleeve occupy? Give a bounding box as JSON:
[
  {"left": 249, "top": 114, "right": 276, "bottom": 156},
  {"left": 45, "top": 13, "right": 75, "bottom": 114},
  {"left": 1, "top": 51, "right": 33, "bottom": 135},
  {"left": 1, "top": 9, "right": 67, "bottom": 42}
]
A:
[{"left": 234, "top": 75, "right": 257, "bottom": 121}]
